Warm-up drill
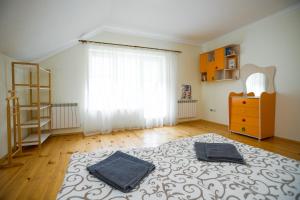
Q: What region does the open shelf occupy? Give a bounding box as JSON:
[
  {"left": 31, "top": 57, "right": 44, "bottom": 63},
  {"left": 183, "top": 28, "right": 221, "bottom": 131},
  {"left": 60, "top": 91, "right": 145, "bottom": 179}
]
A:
[
  {"left": 225, "top": 54, "right": 237, "bottom": 57},
  {"left": 20, "top": 118, "right": 50, "bottom": 129},
  {"left": 12, "top": 61, "right": 52, "bottom": 149},
  {"left": 14, "top": 84, "right": 50, "bottom": 90},
  {"left": 20, "top": 104, "right": 50, "bottom": 111},
  {"left": 12, "top": 62, "right": 50, "bottom": 74},
  {"left": 22, "top": 132, "right": 51, "bottom": 146},
  {"left": 199, "top": 44, "right": 240, "bottom": 82},
  {"left": 215, "top": 79, "right": 234, "bottom": 82}
]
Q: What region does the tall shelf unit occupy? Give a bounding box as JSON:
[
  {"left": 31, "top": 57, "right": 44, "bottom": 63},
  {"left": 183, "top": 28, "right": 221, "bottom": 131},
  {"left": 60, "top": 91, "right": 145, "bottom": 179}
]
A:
[{"left": 12, "top": 62, "right": 52, "bottom": 149}]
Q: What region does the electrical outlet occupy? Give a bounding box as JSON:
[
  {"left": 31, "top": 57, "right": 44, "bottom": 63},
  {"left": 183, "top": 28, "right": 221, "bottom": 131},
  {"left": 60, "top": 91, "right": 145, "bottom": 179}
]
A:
[{"left": 209, "top": 108, "right": 216, "bottom": 112}]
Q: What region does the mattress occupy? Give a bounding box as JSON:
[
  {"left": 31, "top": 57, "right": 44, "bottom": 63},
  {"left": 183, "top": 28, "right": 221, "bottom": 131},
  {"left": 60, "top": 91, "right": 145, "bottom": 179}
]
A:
[{"left": 57, "top": 133, "right": 300, "bottom": 200}]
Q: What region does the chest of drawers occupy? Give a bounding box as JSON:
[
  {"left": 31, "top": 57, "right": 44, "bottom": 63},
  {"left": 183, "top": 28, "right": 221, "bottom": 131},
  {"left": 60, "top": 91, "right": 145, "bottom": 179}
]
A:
[{"left": 228, "top": 92, "right": 276, "bottom": 139}]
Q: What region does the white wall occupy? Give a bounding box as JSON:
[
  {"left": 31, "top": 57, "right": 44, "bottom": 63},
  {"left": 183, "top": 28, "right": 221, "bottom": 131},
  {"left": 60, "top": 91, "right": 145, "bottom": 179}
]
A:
[
  {"left": 40, "top": 31, "right": 202, "bottom": 131},
  {"left": 200, "top": 4, "right": 300, "bottom": 141},
  {"left": 0, "top": 53, "right": 13, "bottom": 158}
]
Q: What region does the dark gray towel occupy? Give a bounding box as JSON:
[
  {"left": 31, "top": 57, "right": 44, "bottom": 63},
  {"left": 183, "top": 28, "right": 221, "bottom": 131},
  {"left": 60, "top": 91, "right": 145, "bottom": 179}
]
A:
[
  {"left": 206, "top": 143, "right": 243, "bottom": 160},
  {"left": 87, "top": 151, "right": 155, "bottom": 192},
  {"left": 94, "top": 157, "right": 149, "bottom": 192},
  {"left": 194, "top": 142, "right": 245, "bottom": 164}
]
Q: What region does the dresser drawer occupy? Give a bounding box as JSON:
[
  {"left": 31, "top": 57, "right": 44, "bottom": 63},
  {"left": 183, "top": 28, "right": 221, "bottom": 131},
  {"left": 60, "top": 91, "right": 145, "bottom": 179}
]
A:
[
  {"left": 230, "top": 123, "right": 259, "bottom": 138},
  {"left": 231, "top": 115, "right": 259, "bottom": 126},
  {"left": 231, "top": 98, "right": 259, "bottom": 108},
  {"left": 231, "top": 106, "right": 259, "bottom": 118}
]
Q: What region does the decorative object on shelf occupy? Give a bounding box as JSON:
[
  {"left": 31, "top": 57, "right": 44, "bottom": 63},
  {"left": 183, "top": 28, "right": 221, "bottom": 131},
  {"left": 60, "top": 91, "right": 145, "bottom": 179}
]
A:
[
  {"left": 201, "top": 73, "right": 207, "bottom": 81},
  {"left": 199, "top": 44, "right": 240, "bottom": 82},
  {"left": 228, "top": 64, "right": 276, "bottom": 140},
  {"left": 225, "top": 46, "right": 236, "bottom": 56},
  {"left": 11, "top": 62, "right": 52, "bottom": 149},
  {"left": 181, "top": 84, "right": 192, "bottom": 100},
  {"left": 225, "top": 47, "right": 231, "bottom": 56},
  {"left": 228, "top": 57, "right": 236, "bottom": 69}
]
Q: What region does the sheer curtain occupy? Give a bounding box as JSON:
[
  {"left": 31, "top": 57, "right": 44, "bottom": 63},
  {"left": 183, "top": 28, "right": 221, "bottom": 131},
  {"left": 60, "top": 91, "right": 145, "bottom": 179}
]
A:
[{"left": 84, "top": 45, "right": 178, "bottom": 135}]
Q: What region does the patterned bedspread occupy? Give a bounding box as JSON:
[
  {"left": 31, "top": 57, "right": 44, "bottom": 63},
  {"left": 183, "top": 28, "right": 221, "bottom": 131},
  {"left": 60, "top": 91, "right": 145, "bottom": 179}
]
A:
[{"left": 57, "top": 133, "right": 300, "bottom": 200}]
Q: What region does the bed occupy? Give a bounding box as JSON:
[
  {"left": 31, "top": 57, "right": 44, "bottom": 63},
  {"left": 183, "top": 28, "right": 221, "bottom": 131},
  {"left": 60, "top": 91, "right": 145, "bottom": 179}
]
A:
[{"left": 57, "top": 133, "right": 300, "bottom": 200}]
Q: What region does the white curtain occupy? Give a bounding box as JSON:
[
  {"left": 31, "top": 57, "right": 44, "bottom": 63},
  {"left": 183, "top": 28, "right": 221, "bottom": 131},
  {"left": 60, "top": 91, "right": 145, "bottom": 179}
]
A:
[{"left": 84, "top": 45, "right": 178, "bottom": 135}]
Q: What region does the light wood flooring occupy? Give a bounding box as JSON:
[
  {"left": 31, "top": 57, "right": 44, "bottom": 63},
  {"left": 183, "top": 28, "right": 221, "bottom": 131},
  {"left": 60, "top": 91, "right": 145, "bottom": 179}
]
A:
[{"left": 0, "top": 120, "right": 300, "bottom": 200}]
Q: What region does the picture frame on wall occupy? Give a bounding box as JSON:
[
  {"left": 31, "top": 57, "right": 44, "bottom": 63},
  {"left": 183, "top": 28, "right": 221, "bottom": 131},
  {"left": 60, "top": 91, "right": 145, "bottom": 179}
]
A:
[{"left": 181, "top": 84, "right": 192, "bottom": 100}]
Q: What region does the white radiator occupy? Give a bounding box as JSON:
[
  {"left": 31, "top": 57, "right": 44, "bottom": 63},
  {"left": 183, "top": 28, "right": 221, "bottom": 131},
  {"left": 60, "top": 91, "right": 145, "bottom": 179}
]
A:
[
  {"left": 51, "top": 103, "right": 80, "bottom": 129},
  {"left": 177, "top": 100, "right": 198, "bottom": 118}
]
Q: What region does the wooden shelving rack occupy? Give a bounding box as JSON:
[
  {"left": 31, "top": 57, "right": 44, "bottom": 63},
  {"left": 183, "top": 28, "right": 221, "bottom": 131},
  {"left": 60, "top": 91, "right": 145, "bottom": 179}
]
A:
[
  {"left": 0, "top": 93, "right": 23, "bottom": 168},
  {"left": 12, "top": 62, "right": 52, "bottom": 149}
]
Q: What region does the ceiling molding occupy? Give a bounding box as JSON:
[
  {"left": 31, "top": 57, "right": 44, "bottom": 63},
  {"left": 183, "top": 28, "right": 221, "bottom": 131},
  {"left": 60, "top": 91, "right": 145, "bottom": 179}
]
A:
[
  {"left": 200, "top": 1, "right": 300, "bottom": 49},
  {"left": 34, "top": 39, "right": 78, "bottom": 63},
  {"left": 100, "top": 25, "right": 201, "bottom": 46},
  {"left": 37, "top": 25, "right": 202, "bottom": 62},
  {"left": 79, "top": 26, "right": 105, "bottom": 40}
]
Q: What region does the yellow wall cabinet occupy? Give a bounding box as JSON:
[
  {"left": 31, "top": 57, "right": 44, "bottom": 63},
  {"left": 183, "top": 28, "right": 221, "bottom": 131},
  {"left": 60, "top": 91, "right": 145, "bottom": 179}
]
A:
[{"left": 199, "top": 44, "right": 240, "bottom": 82}]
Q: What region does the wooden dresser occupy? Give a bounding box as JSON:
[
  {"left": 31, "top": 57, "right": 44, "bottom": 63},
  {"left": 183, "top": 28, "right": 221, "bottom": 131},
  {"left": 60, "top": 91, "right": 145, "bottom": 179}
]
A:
[{"left": 229, "top": 92, "right": 276, "bottom": 140}]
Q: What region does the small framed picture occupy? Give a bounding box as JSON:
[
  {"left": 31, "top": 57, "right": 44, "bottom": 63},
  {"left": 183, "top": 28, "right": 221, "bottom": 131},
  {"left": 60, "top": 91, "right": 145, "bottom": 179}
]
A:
[
  {"left": 181, "top": 84, "right": 192, "bottom": 100},
  {"left": 228, "top": 58, "right": 236, "bottom": 69}
]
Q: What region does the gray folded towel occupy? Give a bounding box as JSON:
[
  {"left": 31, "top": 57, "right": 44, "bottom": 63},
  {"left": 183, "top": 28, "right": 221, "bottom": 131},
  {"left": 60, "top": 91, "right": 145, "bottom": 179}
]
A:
[
  {"left": 87, "top": 151, "right": 155, "bottom": 192},
  {"left": 194, "top": 142, "right": 245, "bottom": 164},
  {"left": 94, "top": 157, "right": 149, "bottom": 192}
]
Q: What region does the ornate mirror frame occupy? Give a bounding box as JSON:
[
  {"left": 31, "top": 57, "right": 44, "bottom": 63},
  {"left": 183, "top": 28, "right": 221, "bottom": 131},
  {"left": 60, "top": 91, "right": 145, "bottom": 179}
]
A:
[{"left": 240, "top": 64, "right": 276, "bottom": 94}]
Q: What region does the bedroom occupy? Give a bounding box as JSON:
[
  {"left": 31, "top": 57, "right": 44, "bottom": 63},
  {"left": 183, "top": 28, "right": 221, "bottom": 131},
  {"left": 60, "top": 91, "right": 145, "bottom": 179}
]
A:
[{"left": 0, "top": 0, "right": 300, "bottom": 199}]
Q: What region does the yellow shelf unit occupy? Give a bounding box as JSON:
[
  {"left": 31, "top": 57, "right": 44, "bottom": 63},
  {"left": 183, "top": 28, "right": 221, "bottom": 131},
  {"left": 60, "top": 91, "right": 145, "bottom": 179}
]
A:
[{"left": 199, "top": 44, "right": 240, "bottom": 82}]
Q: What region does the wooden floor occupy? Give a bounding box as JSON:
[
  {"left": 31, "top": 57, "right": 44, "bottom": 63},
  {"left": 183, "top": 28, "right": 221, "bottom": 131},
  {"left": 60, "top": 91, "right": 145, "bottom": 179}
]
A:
[{"left": 0, "top": 120, "right": 300, "bottom": 200}]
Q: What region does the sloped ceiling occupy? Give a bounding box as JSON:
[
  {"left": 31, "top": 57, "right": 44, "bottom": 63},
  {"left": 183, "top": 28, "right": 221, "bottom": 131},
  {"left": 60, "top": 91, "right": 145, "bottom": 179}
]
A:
[{"left": 0, "top": 0, "right": 299, "bottom": 61}]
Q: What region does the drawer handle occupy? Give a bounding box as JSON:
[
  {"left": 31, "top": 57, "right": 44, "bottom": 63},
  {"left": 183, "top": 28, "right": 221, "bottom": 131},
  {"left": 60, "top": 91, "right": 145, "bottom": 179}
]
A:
[
  {"left": 241, "top": 127, "right": 246, "bottom": 132},
  {"left": 242, "top": 101, "right": 246, "bottom": 104},
  {"left": 242, "top": 118, "right": 246, "bottom": 122}
]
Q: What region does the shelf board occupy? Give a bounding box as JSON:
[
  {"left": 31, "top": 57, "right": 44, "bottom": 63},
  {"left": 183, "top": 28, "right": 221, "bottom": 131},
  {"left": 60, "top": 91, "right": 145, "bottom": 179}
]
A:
[
  {"left": 14, "top": 84, "right": 50, "bottom": 90},
  {"left": 20, "top": 118, "right": 50, "bottom": 129},
  {"left": 39, "top": 67, "right": 50, "bottom": 74},
  {"left": 22, "top": 132, "right": 51, "bottom": 146},
  {"left": 20, "top": 104, "right": 50, "bottom": 111},
  {"left": 12, "top": 62, "right": 50, "bottom": 74},
  {"left": 215, "top": 79, "right": 234, "bottom": 82},
  {"left": 216, "top": 68, "right": 238, "bottom": 71},
  {"left": 225, "top": 54, "right": 237, "bottom": 57}
]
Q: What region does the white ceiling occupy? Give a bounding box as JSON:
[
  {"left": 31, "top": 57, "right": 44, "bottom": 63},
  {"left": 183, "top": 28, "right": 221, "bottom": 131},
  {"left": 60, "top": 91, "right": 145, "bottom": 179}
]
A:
[{"left": 0, "top": 0, "right": 299, "bottom": 61}]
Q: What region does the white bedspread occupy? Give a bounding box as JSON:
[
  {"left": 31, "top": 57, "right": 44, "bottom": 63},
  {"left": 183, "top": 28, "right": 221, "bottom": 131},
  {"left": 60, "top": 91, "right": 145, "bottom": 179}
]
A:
[{"left": 57, "top": 133, "right": 300, "bottom": 200}]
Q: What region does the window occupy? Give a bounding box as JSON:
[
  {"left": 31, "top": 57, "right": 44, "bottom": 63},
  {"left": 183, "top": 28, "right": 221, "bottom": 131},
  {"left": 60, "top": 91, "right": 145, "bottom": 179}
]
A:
[{"left": 84, "top": 45, "right": 178, "bottom": 134}]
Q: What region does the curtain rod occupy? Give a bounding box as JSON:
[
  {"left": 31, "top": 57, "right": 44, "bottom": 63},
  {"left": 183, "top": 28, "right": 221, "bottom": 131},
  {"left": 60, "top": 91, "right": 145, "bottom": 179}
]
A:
[{"left": 79, "top": 40, "right": 182, "bottom": 53}]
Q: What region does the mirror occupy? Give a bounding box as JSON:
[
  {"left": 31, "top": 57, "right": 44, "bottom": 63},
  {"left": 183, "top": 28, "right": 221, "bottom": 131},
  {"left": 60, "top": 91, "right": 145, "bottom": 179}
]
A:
[
  {"left": 246, "top": 73, "right": 268, "bottom": 96},
  {"left": 240, "top": 64, "right": 276, "bottom": 95}
]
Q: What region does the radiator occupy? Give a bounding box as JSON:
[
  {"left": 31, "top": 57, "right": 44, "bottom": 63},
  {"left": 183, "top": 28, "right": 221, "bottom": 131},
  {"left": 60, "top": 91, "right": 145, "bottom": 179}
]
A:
[
  {"left": 177, "top": 100, "right": 198, "bottom": 118},
  {"left": 51, "top": 103, "right": 80, "bottom": 129}
]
